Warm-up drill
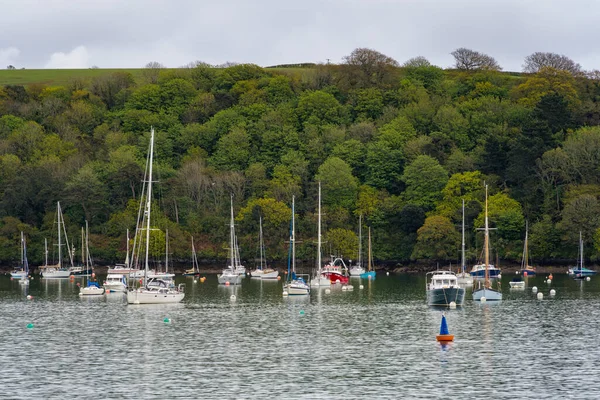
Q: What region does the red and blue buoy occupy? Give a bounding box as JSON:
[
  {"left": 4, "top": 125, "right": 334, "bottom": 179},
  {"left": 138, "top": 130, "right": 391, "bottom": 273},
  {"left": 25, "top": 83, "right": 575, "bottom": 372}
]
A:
[{"left": 436, "top": 314, "right": 454, "bottom": 343}]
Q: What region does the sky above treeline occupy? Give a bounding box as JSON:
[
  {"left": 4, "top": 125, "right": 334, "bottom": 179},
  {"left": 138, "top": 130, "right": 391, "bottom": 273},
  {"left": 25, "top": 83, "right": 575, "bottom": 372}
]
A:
[{"left": 1, "top": 0, "right": 598, "bottom": 72}]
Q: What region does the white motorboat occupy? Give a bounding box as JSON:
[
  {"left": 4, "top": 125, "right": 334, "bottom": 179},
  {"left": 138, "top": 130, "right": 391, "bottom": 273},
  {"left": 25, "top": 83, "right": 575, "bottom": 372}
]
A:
[
  {"left": 103, "top": 274, "right": 128, "bottom": 293},
  {"left": 79, "top": 281, "right": 105, "bottom": 296},
  {"left": 426, "top": 270, "right": 465, "bottom": 306}
]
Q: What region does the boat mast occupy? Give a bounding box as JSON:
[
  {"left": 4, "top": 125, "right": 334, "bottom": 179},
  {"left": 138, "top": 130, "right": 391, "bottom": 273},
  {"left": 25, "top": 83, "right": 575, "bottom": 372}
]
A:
[
  {"left": 57, "top": 202, "right": 62, "bottom": 268},
  {"left": 20, "top": 231, "right": 24, "bottom": 267},
  {"left": 580, "top": 231, "right": 583, "bottom": 270},
  {"left": 484, "top": 185, "right": 490, "bottom": 289},
  {"left": 358, "top": 214, "right": 362, "bottom": 269},
  {"left": 125, "top": 228, "right": 130, "bottom": 267},
  {"left": 143, "top": 128, "right": 155, "bottom": 285},
  {"left": 229, "top": 194, "right": 235, "bottom": 269},
  {"left": 165, "top": 229, "right": 169, "bottom": 274},
  {"left": 461, "top": 199, "right": 466, "bottom": 274},
  {"left": 292, "top": 195, "right": 296, "bottom": 274},
  {"left": 44, "top": 238, "right": 48, "bottom": 267},
  {"left": 259, "top": 216, "right": 265, "bottom": 270},
  {"left": 317, "top": 182, "right": 322, "bottom": 273},
  {"left": 81, "top": 226, "right": 85, "bottom": 266},
  {"left": 85, "top": 220, "right": 90, "bottom": 269},
  {"left": 523, "top": 221, "right": 529, "bottom": 269},
  {"left": 368, "top": 227, "right": 372, "bottom": 272}
]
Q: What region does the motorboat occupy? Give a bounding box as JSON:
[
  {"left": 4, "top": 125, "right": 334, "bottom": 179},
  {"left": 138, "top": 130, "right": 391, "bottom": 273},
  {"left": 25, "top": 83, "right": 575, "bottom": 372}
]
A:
[{"left": 426, "top": 270, "right": 465, "bottom": 306}]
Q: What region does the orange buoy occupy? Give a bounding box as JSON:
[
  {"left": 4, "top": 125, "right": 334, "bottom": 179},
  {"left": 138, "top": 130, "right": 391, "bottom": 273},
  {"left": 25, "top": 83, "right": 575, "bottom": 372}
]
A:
[
  {"left": 436, "top": 314, "right": 454, "bottom": 343},
  {"left": 549, "top": 273, "right": 553, "bottom": 280},
  {"left": 225, "top": 281, "right": 230, "bottom": 286},
  {"left": 523, "top": 271, "right": 528, "bottom": 277}
]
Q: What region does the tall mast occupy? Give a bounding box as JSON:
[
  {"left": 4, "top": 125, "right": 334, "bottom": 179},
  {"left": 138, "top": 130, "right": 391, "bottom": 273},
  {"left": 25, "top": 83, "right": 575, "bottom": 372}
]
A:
[
  {"left": 230, "top": 194, "right": 235, "bottom": 269},
  {"left": 57, "top": 202, "right": 62, "bottom": 267},
  {"left": 143, "top": 127, "right": 155, "bottom": 284},
  {"left": 484, "top": 185, "right": 490, "bottom": 289},
  {"left": 317, "top": 182, "right": 322, "bottom": 273},
  {"left": 292, "top": 196, "right": 296, "bottom": 274},
  {"left": 20, "top": 231, "right": 24, "bottom": 266},
  {"left": 580, "top": 231, "right": 584, "bottom": 269},
  {"left": 165, "top": 229, "right": 169, "bottom": 273},
  {"left": 44, "top": 238, "right": 48, "bottom": 267},
  {"left": 85, "top": 220, "right": 90, "bottom": 268},
  {"left": 523, "top": 221, "right": 528, "bottom": 269},
  {"left": 461, "top": 199, "right": 465, "bottom": 274},
  {"left": 368, "top": 227, "right": 372, "bottom": 272},
  {"left": 81, "top": 226, "right": 85, "bottom": 266},
  {"left": 259, "top": 216, "right": 265, "bottom": 270},
  {"left": 358, "top": 214, "right": 362, "bottom": 268},
  {"left": 125, "top": 228, "right": 130, "bottom": 267}
]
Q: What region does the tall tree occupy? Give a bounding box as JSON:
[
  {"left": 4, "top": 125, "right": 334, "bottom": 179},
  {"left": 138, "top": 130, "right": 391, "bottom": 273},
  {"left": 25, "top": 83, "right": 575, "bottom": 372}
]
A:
[{"left": 451, "top": 48, "right": 502, "bottom": 71}]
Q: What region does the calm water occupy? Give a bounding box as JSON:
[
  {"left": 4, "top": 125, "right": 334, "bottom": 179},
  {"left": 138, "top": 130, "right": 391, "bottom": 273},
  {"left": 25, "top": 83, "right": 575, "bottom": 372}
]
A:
[{"left": 1, "top": 273, "right": 599, "bottom": 399}]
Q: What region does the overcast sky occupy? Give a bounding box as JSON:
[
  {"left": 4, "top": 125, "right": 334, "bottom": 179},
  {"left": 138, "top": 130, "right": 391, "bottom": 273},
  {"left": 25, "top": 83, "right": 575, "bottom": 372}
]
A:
[{"left": 1, "top": 0, "right": 598, "bottom": 72}]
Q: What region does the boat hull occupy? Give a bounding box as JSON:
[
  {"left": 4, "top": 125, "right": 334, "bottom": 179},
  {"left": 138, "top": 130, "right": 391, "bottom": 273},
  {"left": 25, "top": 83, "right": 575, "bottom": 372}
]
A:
[
  {"left": 427, "top": 288, "right": 465, "bottom": 307},
  {"left": 218, "top": 273, "right": 243, "bottom": 285},
  {"left": 470, "top": 268, "right": 501, "bottom": 278},
  {"left": 509, "top": 281, "right": 525, "bottom": 289},
  {"left": 310, "top": 276, "right": 331, "bottom": 287},
  {"left": 79, "top": 286, "right": 105, "bottom": 296},
  {"left": 261, "top": 270, "right": 279, "bottom": 279},
  {"left": 349, "top": 267, "right": 365, "bottom": 276},
  {"left": 41, "top": 269, "right": 71, "bottom": 279},
  {"left": 10, "top": 271, "right": 27, "bottom": 279},
  {"left": 359, "top": 271, "right": 376, "bottom": 279},
  {"left": 520, "top": 269, "right": 536, "bottom": 276},
  {"left": 473, "top": 287, "right": 502, "bottom": 301},
  {"left": 127, "top": 289, "right": 184, "bottom": 304},
  {"left": 456, "top": 273, "right": 473, "bottom": 286},
  {"left": 284, "top": 280, "right": 310, "bottom": 295}
]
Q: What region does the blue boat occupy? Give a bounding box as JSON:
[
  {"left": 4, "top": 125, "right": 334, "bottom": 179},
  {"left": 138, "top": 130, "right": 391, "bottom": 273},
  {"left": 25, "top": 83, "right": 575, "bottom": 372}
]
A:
[
  {"left": 470, "top": 264, "right": 501, "bottom": 278},
  {"left": 569, "top": 232, "right": 596, "bottom": 279},
  {"left": 359, "top": 227, "right": 376, "bottom": 279}
]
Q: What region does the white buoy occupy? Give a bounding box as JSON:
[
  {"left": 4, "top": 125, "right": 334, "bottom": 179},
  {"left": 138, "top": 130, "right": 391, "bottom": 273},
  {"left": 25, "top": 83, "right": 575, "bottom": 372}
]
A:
[
  {"left": 26, "top": 295, "right": 32, "bottom": 300},
  {"left": 449, "top": 301, "right": 457, "bottom": 309},
  {"left": 386, "top": 272, "right": 390, "bottom": 276},
  {"left": 359, "top": 284, "right": 364, "bottom": 290},
  {"left": 532, "top": 286, "right": 538, "bottom": 293},
  {"left": 193, "top": 280, "right": 197, "bottom": 284},
  {"left": 547, "top": 279, "right": 552, "bottom": 284},
  {"left": 230, "top": 295, "right": 236, "bottom": 301},
  {"left": 480, "top": 297, "right": 487, "bottom": 303},
  {"left": 282, "top": 291, "right": 288, "bottom": 297},
  {"left": 537, "top": 292, "right": 543, "bottom": 300},
  {"left": 498, "top": 274, "right": 502, "bottom": 279},
  {"left": 586, "top": 277, "right": 591, "bottom": 282},
  {"left": 515, "top": 271, "right": 519, "bottom": 275},
  {"left": 342, "top": 285, "right": 348, "bottom": 291},
  {"left": 325, "top": 288, "right": 331, "bottom": 294},
  {"left": 550, "top": 289, "right": 556, "bottom": 296}
]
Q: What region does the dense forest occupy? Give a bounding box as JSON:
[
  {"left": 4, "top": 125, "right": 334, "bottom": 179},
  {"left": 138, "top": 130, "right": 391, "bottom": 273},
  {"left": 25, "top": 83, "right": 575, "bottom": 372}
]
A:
[{"left": 2, "top": 47, "right": 600, "bottom": 269}]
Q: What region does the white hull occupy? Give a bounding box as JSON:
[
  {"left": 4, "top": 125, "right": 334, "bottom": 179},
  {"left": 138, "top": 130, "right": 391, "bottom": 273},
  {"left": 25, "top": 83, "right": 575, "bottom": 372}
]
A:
[
  {"left": 457, "top": 272, "right": 474, "bottom": 286},
  {"left": 10, "top": 272, "right": 27, "bottom": 279},
  {"left": 41, "top": 269, "right": 71, "bottom": 279},
  {"left": 473, "top": 287, "right": 502, "bottom": 301},
  {"left": 234, "top": 266, "right": 246, "bottom": 276},
  {"left": 104, "top": 283, "right": 127, "bottom": 293},
  {"left": 218, "top": 272, "right": 243, "bottom": 285},
  {"left": 79, "top": 286, "right": 105, "bottom": 296},
  {"left": 509, "top": 281, "right": 525, "bottom": 289},
  {"left": 261, "top": 270, "right": 279, "bottom": 279},
  {"left": 310, "top": 276, "right": 331, "bottom": 287},
  {"left": 127, "top": 288, "right": 184, "bottom": 304},
  {"left": 108, "top": 267, "right": 142, "bottom": 276},
  {"left": 349, "top": 266, "right": 365, "bottom": 276},
  {"left": 284, "top": 281, "right": 310, "bottom": 295},
  {"left": 250, "top": 269, "right": 264, "bottom": 278}
]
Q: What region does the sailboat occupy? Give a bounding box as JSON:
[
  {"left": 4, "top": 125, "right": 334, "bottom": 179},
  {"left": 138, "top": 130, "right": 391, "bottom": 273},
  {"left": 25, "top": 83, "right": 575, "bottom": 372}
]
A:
[
  {"left": 218, "top": 196, "right": 244, "bottom": 285},
  {"left": 79, "top": 221, "right": 105, "bottom": 295},
  {"left": 183, "top": 236, "right": 200, "bottom": 276},
  {"left": 472, "top": 185, "right": 502, "bottom": 301},
  {"left": 71, "top": 222, "right": 93, "bottom": 276},
  {"left": 108, "top": 229, "right": 142, "bottom": 276},
  {"left": 456, "top": 199, "right": 474, "bottom": 287},
  {"left": 126, "top": 128, "right": 185, "bottom": 304},
  {"left": 519, "top": 221, "right": 536, "bottom": 276},
  {"left": 10, "top": 232, "right": 29, "bottom": 280},
  {"left": 41, "top": 202, "right": 74, "bottom": 279},
  {"left": 359, "top": 227, "right": 376, "bottom": 279},
  {"left": 569, "top": 232, "right": 597, "bottom": 279},
  {"left": 250, "top": 217, "right": 278, "bottom": 279},
  {"left": 283, "top": 196, "right": 310, "bottom": 296},
  {"left": 19, "top": 233, "right": 30, "bottom": 286},
  {"left": 349, "top": 214, "right": 366, "bottom": 276},
  {"left": 311, "top": 182, "right": 331, "bottom": 287}
]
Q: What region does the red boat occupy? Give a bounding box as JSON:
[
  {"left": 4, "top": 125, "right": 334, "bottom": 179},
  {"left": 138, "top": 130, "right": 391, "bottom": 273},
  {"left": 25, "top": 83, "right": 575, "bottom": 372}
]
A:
[{"left": 321, "top": 257, "right": 349, "bottom": 284}]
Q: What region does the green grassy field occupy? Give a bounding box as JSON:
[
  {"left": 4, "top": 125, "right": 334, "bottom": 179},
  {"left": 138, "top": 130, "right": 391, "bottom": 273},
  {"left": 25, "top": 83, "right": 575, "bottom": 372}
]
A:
[{"left": 0, "top": 68, "right": 147, "bottom": 86}]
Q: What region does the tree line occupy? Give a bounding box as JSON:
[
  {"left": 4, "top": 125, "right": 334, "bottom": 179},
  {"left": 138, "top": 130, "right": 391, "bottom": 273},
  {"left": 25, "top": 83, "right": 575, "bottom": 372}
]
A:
[{"left": 1, "top": 47, "right": 600, "bottom": 269}]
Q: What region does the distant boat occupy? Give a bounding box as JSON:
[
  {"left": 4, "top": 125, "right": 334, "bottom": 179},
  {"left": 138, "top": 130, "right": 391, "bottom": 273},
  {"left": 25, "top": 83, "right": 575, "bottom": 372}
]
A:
[
  {"left": 456, "top": 199, "right": 473, "bottom": 287},
  {"left": 103, "top": 274, "right": 127, "bottom": 293},
  {"left": 472, "top": 185, "right": 502, "bottom": 301},
  {"left": 19, "top": 233, "right": 30, "bottom": 286},
  {"left": 79, "top": 280, "right": 105, "bottom": 296},
  {"left": 349, "top": 214, "right": 366, "bottom": 276},
  {"left": 310, "top": 182, "right": 331, "bottom": 288},
  {"left": 70, "top": 222, "right": 93, "bottom": 277},
  {"left": 569, "top": 232, "right": 596, "bottom": 279},
  {"left": 41, "top": 202, "right": 73, "bottom": 279},
  {"left": 126, "top": 128, "right": 185, "bottom": 304},
  {"left": 250, "top": 217, "right": 278, "bottom": 279},
  {"left": 519, "top": 221, "right": 536, "bottom": 276},
  {"left": 10, "top": 232, "right": 29, "bottom": 282},
  {"left": 218, "top": 196, "right": 243, "bottom": 285},
  {"left": 359, "top": 227, "right": 376, "bottom": 279},
  {"left": 183, "top": 236, "right": 200, "bottom": 276},
  {"left": 426, "top": 270, "right": 465, "bottom": 307},
  {"left": 322, "top": 256, "right": 349, "bottom": 284},
  {"left": 509, "top": 277, "right": 525, "bottom": 289},
  {"left": 108, "top": 229, "right": 142, "bottom": 277},
  {"left": 283, "top": 196, "right": 310, "bottom": 296}
]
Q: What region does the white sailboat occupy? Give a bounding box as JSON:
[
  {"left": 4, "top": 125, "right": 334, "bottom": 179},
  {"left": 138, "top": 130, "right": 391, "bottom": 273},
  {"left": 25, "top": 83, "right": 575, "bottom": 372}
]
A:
[
  {"left": 41, "top": 202, "right": 74, "bottom": 279},
  {"left": 456, "top": 199, "right": 474, "bottom": 287},
  {"left": 250, "top": 217, "right": 279, "bottom": 279},
  {"left": 108, "top": 229, "right": 142, "bottom": 276},
  {"left": 310, "top": 182, "right": 331, "bottom": 287},
  {"left": 473, "top": 185, "right": 502, "bottom": 301},
  {"left": 79, "top": 221, "right": 105, "bottom": 296},
  {"left": 127, "top": 128, "right": 185, "bottom": 305},
  {"left": 283, "top": 196, "right": 310, "bottom": 295},
  {"left": 10, "top": 231, "right": 29, "bottom": 280},
  {"left": 349, "top": 214, "right": 366, "bottom": 276},
  {"left": 70, "top": 223, "right": 93, "bottom": 276},
  {"left": 19, "top": 232, "right": 30, "bottom": 286},
  {"left": 218, "top": 196, "right": 243, "bottom": 285}
]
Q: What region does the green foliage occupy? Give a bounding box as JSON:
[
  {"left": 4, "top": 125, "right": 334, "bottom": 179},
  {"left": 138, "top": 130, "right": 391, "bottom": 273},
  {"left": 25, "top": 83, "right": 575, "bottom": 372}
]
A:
[
  {"left": 401, "top": 155, "right": 448, "bottom": 210},
  {"left": 412, "top": 215, "right": 460, "bottom": 260},
  {"left": 315, "top": 157, "right": 359, "bottom": 210}
]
